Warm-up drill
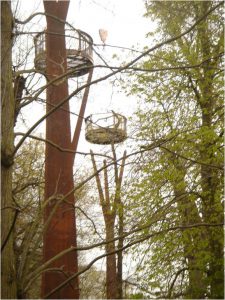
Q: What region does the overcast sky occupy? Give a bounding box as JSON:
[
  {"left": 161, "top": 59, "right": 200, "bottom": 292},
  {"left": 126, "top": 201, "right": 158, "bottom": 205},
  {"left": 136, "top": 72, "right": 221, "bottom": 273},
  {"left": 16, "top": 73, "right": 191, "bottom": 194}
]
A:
[
  {"left": 13, "top": 0, "right": 151, "bottom": 46},
  {"left": 13, "top": 0, "right": 155, "bottom": 163}
]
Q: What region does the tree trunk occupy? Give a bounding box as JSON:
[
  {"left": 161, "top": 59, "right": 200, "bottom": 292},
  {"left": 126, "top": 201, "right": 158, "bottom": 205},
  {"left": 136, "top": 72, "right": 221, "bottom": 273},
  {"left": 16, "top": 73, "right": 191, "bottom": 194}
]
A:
[
  {"left": 197, "top": 3, "right": 224, "bottom": 297},
  {"left": 117, "top": 208, "right": 124, "bottom": 299},
  {"left": 173, "top": 181, "right": 206, "bottom": 299},
  {"left": 105, "top": 215, "right": 118, "bottom": 299},
  {"left": 91, "top": 152, "right": 119, "bottom": 299},
  {"left": 1, "top": 1, "right": 18, "bottom": 298},
  {"left": 113, "top": 147, "right": 126, "bottom": 299}
]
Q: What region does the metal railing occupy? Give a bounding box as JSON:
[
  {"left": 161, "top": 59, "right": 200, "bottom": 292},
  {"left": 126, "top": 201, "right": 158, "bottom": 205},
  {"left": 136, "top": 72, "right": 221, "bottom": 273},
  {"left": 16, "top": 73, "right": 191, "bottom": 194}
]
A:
[
  {"left": 34, "top": 29, "right": 93, "bottom": 76},
  {"left": 85, "top": 112, "right": 127, "bottom": 144}
]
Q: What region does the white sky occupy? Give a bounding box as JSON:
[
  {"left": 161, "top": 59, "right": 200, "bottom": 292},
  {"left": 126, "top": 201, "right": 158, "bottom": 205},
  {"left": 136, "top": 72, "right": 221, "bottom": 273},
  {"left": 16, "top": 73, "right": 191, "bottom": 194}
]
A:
[
  {"left": 14, "top": 0, "right": 152, "bottom": 45},
  {"left": 13, "top": 0, "right": 154, "bottom": 158}
]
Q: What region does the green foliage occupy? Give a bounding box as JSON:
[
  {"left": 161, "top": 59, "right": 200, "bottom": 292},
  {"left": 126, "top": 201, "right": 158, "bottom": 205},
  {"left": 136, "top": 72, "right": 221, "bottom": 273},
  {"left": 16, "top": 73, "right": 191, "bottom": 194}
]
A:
[
  {"left": 13, "top": 139, "right": 45, "bottom": 298},
  {"left": 122, "top": 1, "right": 224, "bottom": 298},
  {"left": 130, "top": 292, "right": 145, "bottom": 299}
]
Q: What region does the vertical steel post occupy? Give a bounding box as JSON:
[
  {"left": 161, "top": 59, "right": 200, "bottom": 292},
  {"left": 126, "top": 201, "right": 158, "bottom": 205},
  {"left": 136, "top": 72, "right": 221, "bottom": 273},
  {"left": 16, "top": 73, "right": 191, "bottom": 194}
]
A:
[{"left": 42, "top": 1, "right": 79, "bottom": 298}]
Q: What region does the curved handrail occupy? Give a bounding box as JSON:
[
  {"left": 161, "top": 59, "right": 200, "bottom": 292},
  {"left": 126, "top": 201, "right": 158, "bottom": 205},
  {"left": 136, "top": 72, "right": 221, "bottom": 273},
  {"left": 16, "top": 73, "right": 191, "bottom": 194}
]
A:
[
  {"left": 85, "top": 112, "right": 127, "bottom": 132},
  {"left": 34, "top": 29, "right": 93, "bottom": 76}
]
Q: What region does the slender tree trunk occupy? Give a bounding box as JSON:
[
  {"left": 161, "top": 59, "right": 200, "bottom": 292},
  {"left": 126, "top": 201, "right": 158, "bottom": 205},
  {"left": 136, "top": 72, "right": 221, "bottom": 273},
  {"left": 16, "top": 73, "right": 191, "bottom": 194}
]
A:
[
  {"left": 1, "top": 1, "right": 18, "bottom": 298},
  {"left": 91, "top": 148, "right": 126, "bottom": 299},
  {"left": 114, "top": 148, "right": 126, "bottom": 299},
  {"left": 91, "top": 152, "right": 118, "bottom": 299},
  {"left": 117, "top": 207, "right": 124, "bottom": 299},
  {"left": 105, "top": 215, "right": 118, "bottom": 299}
]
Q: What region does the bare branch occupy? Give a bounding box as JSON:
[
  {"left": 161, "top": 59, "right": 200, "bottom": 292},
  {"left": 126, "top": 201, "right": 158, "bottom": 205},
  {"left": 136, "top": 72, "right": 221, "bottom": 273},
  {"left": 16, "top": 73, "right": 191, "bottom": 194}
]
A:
[{"left": 15, "top": 132, "right": 114, "bottom": 160}]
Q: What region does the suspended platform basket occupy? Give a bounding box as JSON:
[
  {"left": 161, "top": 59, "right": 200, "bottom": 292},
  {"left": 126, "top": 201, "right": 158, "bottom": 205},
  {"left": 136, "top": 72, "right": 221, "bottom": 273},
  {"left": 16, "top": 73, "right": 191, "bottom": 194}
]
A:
[
  {"left": 85, "top": 112, "right": 127, "bottom": 145},
  {"left": 34, "top": 29, "right": 93, "bottom": 77}
]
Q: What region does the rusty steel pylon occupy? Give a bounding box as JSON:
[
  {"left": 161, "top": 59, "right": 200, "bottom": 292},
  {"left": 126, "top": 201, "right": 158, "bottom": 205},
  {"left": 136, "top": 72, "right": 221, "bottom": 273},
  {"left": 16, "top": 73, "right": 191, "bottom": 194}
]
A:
[{"left": 39, "top": 1, "right": 93, "bottom": 298}]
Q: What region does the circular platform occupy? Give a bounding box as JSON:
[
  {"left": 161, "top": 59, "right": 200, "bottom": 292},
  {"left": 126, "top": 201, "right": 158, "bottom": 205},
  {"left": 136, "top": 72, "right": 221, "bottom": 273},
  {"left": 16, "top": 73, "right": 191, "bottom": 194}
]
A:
[
  {"left": 34, "top": 30, "right": 93, "bottom": 77},
  {"left": 85, "top": 113, "right": 127, "bottom": 145}
]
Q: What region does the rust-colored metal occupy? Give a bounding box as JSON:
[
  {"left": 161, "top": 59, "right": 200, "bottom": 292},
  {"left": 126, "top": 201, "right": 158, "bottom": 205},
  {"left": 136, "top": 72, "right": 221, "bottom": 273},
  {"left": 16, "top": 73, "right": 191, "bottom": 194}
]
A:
[
  {"left": 71, "top": 69, "right": 93, "bottom": 162},
  {"left": 42, "top": 1, "right": 79, "bottom": 298}
]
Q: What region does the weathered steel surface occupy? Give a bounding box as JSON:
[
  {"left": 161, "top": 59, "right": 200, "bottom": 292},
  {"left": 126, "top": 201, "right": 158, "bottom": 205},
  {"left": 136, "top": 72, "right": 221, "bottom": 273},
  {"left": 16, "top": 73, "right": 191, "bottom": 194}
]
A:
[
  {"left": 42, "top": 1, "right": 79, "bottom": 298},
  {"left": 71, "top": 69, "right": 93, "bottom": 157}
]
